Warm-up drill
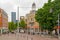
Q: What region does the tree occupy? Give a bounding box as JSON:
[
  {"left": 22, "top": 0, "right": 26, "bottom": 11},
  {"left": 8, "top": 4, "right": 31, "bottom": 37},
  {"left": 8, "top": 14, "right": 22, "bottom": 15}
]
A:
[
  {"left": 8, "top": 22, "right": 17, "bottom": 32},
  {"left": 8, "top": 22, "right": 12, "bottom": 32},
  {"left": 35, "top": 0, "right": 59, "bottom": 33},
  {"left": 19, "top": 20, "right": 26, "bottom": 29},
  {"left": 15, "top": 22, "right": 18, "bottom": 29}
]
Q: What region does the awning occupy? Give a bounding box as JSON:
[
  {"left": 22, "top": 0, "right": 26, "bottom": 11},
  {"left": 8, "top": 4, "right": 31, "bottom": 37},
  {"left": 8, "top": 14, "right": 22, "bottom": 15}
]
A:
[
  {"left": 54, "top": 26, "right": 60, "bottom": 29},
  {"left": 57, "top": 26, "right": 60, "bottom": 29}
]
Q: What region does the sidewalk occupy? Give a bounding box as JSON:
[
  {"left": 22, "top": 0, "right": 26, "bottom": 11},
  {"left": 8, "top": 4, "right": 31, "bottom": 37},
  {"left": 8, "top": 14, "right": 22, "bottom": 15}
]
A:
[
  {"left": 18, "top": 33, "right": 58, "bottom": 40},
  {"left": 0, "top": 33, "right": 59, "bottom": 40}
]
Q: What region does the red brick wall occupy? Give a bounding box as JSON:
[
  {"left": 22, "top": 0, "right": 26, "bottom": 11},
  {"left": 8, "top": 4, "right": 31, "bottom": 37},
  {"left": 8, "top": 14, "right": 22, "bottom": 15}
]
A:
[{"left": 0, "top": 17, "right": 2, "bottom": 27}]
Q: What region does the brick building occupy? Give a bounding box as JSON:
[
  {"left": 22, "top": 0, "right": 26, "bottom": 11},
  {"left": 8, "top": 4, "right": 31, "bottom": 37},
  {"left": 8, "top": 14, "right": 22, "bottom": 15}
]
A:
[{"left": 0, "top": 8, "right": 8, "bottom": 33}]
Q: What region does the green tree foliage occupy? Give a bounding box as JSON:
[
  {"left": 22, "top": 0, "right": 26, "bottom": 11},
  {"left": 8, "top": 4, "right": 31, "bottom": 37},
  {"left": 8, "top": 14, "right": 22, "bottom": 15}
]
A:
[
  {"left": 15, "top": 22, "right": 18, "bottom": 28},
  {"left": 8, "top": 22, "right": 17, "bottom": 32},
  {"left": 19, "top": 20, "right": 26, "bottom": 29},
  {"left": 35, "top": 0, "right": 60, "bottom": 32}
]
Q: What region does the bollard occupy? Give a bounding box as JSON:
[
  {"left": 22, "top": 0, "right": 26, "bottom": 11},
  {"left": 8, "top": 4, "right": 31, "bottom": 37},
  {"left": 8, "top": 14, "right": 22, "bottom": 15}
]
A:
[
  {"left": 31, "top": 37, "right": 33, "bottom": 40},
  {"left": 29, "top": 37, "right": 33, "bottom": 40},
  {"left": 27, "top": 36, "right": 28, "bottom": 40}
]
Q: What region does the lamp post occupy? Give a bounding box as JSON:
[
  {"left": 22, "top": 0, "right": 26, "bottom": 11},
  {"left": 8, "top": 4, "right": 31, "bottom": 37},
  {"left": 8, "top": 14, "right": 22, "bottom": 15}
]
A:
[
  {"left": 16, "top": 5, "right": 19, "bottom": 40},
  {"left": 58, "top": 14, "right": 59, "bottom": 39},
  {"left": 17, "top": 6, "right": 19, "bottom": 33}
]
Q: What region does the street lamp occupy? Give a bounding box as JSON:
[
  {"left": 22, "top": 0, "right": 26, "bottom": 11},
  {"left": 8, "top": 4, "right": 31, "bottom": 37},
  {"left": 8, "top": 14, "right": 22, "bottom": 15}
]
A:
[
  {"left": 17, "top": 6, "right": 19, "bottom": 33},
  {"left": 50, "top": 8, "right": 60, "bottom": 38},
  {"left": 16, "top": 6, "right": 19, "bottom": 40},
  {"left": 57, "top": 14, "right": 60, "bottom": 39},
  {"left": 16, "top": 0, "right": 20, "bottom": 40}
]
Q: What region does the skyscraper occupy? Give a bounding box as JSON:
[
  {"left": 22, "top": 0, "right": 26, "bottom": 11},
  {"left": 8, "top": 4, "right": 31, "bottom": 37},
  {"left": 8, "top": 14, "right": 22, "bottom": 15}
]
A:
[{"left": 11, "top": 12, "right": 16, "bottom": 23}]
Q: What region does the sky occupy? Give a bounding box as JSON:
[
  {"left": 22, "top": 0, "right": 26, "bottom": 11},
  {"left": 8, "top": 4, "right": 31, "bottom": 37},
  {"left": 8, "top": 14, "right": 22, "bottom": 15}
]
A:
[{"left": 0, "top": 0, "right": 48, "bottom": 22}]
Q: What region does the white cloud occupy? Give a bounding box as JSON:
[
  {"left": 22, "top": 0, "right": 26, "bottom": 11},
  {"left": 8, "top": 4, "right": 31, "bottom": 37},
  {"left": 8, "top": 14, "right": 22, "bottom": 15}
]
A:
[
  {"left": 0, "top": 0, "right": 48, "bottom": 22},
  {"left": 0, "top": 0, "right": 13, "bottom": 4}
]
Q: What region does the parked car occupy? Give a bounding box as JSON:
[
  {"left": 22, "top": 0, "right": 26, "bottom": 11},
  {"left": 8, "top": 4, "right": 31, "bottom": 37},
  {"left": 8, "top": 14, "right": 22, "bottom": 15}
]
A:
[
  {"left": 27, "top": 30, "right": 35, "bottom": 35},
  {"left": 11, "top": 31, "right": 15, "bottom": 34},
  {"left": 20, "top": 29, "right": 24, "bottom": 33}
]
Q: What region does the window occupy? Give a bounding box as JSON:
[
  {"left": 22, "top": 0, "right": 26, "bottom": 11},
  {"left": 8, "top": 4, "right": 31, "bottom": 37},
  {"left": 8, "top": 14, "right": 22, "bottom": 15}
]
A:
[
  {"left": 0, "top": 13, "right": 1, "bottom": 17},
  {"left": 31, "top": 18, "right": 34, "bottom": 21},
  {"left": 29, "top": 22, "right": 34, "bottom": 26}
]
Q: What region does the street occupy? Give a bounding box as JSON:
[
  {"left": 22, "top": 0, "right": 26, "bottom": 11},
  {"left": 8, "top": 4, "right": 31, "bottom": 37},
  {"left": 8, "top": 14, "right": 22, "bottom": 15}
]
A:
[{"left": 0, "top": 33, "right": 58, "bottom": 40}]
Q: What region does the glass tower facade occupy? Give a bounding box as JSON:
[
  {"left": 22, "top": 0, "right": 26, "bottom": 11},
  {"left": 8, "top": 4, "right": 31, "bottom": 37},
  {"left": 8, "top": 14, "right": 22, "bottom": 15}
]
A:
[{"left": 11, "top": 12, "right": 16, "bottom": 23}]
